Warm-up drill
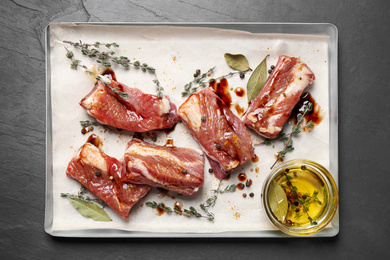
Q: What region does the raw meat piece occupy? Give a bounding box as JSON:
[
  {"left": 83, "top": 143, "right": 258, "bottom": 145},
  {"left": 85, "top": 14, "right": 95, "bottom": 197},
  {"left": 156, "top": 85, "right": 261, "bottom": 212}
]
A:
[
  {"left": 66, "top": 135, "right": 151, "bottom": 219},
  {"left": 122, "top": 138, "right": 204, "bottom": 196},
  {"left": 178, "top": 87, "right": 254, "bottom": 179},
  {"left": 80, "top": 76, "right": 179, "bottom": 132},
  {"left": 242, "top": 55, "right": 315, "bottom": 139}
]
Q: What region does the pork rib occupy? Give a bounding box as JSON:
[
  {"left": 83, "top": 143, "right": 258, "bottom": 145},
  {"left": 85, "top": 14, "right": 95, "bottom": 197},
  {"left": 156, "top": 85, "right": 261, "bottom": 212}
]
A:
[
  {"left": 80, "top": 76, "right": 179, "bottom": 132},
  {"left": 66, "top": 135, "right": 151, "bottom": 219},
  {"left": 178, "top": 87, "right": 254, "bottom": 179},
  {"left": 242, "top": 55, "right": 315, "bottom": 139},
  {"left": 122, "top": 138, "right": 204, "bottom": 196}
]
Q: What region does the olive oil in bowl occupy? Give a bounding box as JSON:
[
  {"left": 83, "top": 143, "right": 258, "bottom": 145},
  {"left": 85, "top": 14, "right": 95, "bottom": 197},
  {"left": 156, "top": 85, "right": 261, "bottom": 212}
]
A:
[{"left": 262, "top": 159, "right": 338, "bottom": 236}]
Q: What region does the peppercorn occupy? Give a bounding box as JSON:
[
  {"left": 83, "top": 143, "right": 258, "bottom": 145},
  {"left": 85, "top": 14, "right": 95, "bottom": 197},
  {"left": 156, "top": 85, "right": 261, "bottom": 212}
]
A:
[
  {"left": 285, "top": 168, "right": 290, "bottom": 173},
  {"left": 249, "top": 192, "right": 254, "bottom": 197},
  {"left": 239, "top": 72, "right": 245, "bottom": 79},
  {"left": 242, "top": 193, "right": 247, "bottom": 198},
  {"left": 182, "top": 169, "right": 188, "bottom": 174},
  {"left": 301, "top": 165, "right": 306, "bottom": 170},
  {"left": 268, "top": 69, "right": 272, "bottom": 74},
  {"left": 270, "top": 65, "right": 275, "bottom": 69},
  {"left": 196, "top": 69, "right": 201, "bottom": 75},
  {"left": 81, "top": 128, "right": 87, "bottom": 134},
  {"left": 95, "top": 171, "right": 101, "bottom": 177},
  {"left": 245, "top": 181, "right": 251, "bottom": 187},
  {"left": 216, "top": 144, "right": 221, "bottom": 149},
  {"left": 201, "top": 116, "right": 206, "bottom": 122},
  {"left": 294, "top": 201, "right": 299, "bottom": 206},
  {"left": 208, "top": 168, "right": 213, "bottom": 173}
]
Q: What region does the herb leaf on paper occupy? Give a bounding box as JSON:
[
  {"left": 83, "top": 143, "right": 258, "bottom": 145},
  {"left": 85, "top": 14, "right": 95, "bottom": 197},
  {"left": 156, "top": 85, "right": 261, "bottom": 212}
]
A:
[
  {"left": 247, "top": 54, "right": 269, "bottom": 103},
  {"left": 224, "top": 53, "right": 251, "bottom": 72},
  {"left": 61, "top": 186, "right": 111, "bottom": 222}
]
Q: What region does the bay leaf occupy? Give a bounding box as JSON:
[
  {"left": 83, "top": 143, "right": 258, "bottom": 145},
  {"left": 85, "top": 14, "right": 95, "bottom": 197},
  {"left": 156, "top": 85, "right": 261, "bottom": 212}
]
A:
[
  {"left": 268, "top": 180, "right": 288, "bottom": 222},
  {"left": 246, "top": 54, "right": 269, "bottom": 103},
  {"left": 224, "top": 53, "right": 251, "bottom": 72},
  {"left": 67, "top": 197, "right": 112, "bottom": 222}
]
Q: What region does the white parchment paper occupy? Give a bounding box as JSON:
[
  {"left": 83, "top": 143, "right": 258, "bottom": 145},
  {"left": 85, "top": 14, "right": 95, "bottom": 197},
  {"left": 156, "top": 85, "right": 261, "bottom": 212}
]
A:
[{"left": 49, "top": 23, "right": 330, "bottom": 233}]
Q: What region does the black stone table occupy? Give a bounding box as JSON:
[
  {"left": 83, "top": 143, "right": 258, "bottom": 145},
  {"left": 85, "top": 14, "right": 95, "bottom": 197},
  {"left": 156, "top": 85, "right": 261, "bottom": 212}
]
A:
[{"left": 1, "top": 0, "right": 389, "bottom": 259}]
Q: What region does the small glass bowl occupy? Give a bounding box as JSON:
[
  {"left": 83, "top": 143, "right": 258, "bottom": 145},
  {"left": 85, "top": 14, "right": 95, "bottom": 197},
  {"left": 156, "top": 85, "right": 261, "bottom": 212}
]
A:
[{"left": 262, "top": 159, "right": 338, "bottom": 236}]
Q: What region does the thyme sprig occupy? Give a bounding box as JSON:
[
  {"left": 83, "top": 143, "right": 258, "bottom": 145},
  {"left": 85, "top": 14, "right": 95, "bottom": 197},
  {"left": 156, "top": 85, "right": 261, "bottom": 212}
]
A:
[
  {"left": 61, "top": 185, "right": 106, "bottom": 207},
  {"left": 181, "top": 68, "right": 251, "bottom": 96},
  {"left": 281, "top": 174, "right": 322, "bottom": 226},
  {"left": 145, "top": 183, "right": 237, "bottom": 221},
  {"left": 199, "top": 182, "right": 237, "bottom": 219},
  {"left": 268, "top": 101, "right": 315, "bottom": 169},
  {"left": 145, "top": 201, "right": 213, "bottom": 221},
  {"left": 65, "top": 47, "right": 129, "bottom": 98},
  {"left": 182, "top": 67, "right": 215, "bottom": 96},
  {"left": 64, "top": 40, "right": 164, "bottom": 98}
]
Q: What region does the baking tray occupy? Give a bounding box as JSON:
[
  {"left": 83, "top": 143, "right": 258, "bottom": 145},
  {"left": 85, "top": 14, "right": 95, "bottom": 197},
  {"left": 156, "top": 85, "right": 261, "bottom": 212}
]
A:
[{"left": 45, "top": 23, "right": 338, "bottom": 237}]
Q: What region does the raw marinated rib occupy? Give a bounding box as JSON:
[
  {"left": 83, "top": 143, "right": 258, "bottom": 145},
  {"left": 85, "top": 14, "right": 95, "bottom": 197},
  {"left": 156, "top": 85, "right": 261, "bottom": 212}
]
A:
[
  {"left": 122, "top": 138, "right": 204, "bottom": 196},
  {"left": 80, "top": 76, "right": 179, "bottom": 132},
  {"left": 242, "top": 55, "right": 315, "bottom": 139},
  {"left": 178, "top": 87, "right": 254, "bottom": 179},
  {"left": 66, "top": 135, "right": 151, "bottom": 219}
]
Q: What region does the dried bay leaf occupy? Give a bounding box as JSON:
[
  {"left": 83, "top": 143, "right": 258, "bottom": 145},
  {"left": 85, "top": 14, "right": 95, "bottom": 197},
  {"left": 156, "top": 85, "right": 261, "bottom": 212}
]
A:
[
  {"left": 268, "top": 180, "right": 288, "bottom": 222},
  {"left": 67, "top": 197, "right": 112, "bottom": 222},
  {"left": 247, "top": 54, "right": 269, "bottom": 103},
  {"left": 224, "top": 53, "right": 251, "bottom": 71}
]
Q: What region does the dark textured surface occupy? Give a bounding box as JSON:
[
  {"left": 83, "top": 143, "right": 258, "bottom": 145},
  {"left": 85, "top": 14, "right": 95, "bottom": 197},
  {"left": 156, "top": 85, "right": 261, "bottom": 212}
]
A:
[{"left": 1, "top": 0, "right": 389, "bottom": 259}]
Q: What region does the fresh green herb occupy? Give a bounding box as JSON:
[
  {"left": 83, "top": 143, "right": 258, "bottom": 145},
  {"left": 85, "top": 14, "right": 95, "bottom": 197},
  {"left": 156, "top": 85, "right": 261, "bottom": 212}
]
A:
[
  {"left": 80, "top": 120, "right": 99, "bottom": 127},
  {"left": 269, "top": 101, "right": 314, "bottom": 169},
  {"left": 181, "top": 67, "right": 252, "bottom": 97},
  {"left": 211, "top": 184, "right": 237, "bottom": 194},
  {"left": 145, "top": 201, "right": 212, "bottom": 221},
  {"left": 199, "top": 182, "right": 237, "bottom": 220},
  {"left": 64, "top": 40, "right": 164, "bottom": 98},
  {"left": 268, "top": 180, "right": 288, "bottom": 222},
  {"left": 246, "top": 54, "right": 269, "bottom": 103},
  {"left": 112, "top": 87, "right": 129, "bottom": 98},
  {"left": 65, "top": 47, "right": 131, "bottom": 99},
  {"left": 61, "top": 185, "right": 111, "bottom": 222},
  {"left": 224, "top": 53, "right": 252, "bottom": 72},
  {"left": 282, "top": 174, "right": 322, "bottom": 226},
  {"left": 182, "top": 67, "right": 215, "bottom": 96}
]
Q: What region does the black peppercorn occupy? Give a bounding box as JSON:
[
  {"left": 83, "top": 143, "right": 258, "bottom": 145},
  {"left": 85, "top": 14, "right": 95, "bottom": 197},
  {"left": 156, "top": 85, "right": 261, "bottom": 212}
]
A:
[
  {"left": 271, "top": 65, "right": 275, "bottom": 69},
  {"left": 249, "top": 192, "right": 254, "bottom": 197},
  {"left": 208, "top": 168, "right": 213, "bottom": 173},
  {"left": 95, "top": 171, "right": 101, "bottom": 177},
  {"left": 294, "top": 201, "right": 299, "bottom": 206},
  {"left": 201, "top": 116, "right": 206, "bottom": 122},
  {"left": 216, "top": 144, "right": 221, "bottom": 149},
  {"left": 301, "top": 165, "right": 306, "bottom": 170},
  {"left": 239, "top": 72, "right": 245, "bottom": 79},
  {"left": 182, "top": 169, "right": 188, "bottom": 174},
  {"left": 81, "top": 128, "right": 87, "bottom": 134},
  {"left": 268, "top": 69, "right": 272, "bottom": 74},
  {"left": 285, "top": 168, "right": 290, "bottom": 173}
]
